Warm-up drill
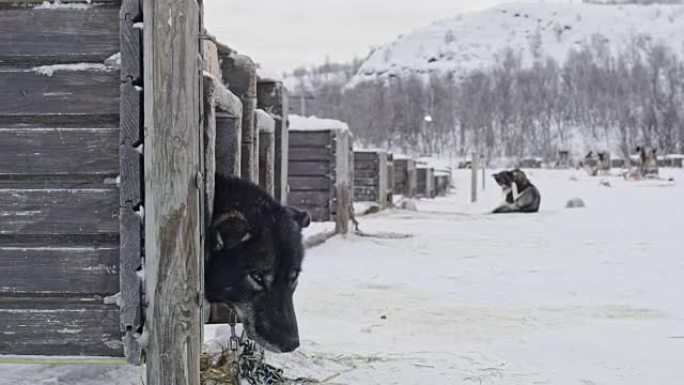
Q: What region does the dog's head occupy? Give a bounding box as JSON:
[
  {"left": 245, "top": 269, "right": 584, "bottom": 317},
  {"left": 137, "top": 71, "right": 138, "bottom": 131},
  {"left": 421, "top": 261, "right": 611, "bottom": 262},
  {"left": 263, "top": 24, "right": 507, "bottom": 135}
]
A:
[
  {"left": 510, "top": 169, "right": 530, "bottom": 186},
  {"left": 492, "top": 170, "right": 513, "bottom": 188},
  {"left": 205, "top": 206, "right": 310, "bottom": 353}
]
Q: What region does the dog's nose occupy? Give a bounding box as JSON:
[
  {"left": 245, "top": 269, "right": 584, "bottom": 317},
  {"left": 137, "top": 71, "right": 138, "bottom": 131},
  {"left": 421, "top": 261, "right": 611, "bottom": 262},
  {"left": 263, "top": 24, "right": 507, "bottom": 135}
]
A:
[{"left": 279, "top": 337, "right": 300, "bottom": 353}]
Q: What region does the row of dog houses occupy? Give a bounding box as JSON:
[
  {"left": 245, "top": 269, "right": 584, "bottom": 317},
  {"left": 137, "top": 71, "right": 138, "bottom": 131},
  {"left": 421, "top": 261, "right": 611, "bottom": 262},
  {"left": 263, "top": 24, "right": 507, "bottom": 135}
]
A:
[{"left": 286, "top": 117, "right": 453, "bottom": 226}]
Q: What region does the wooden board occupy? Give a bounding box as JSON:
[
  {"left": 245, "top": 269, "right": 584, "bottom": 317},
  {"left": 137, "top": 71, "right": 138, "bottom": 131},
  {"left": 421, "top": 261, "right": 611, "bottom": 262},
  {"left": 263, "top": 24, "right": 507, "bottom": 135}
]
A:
[
  {"left": 288, "top": 190, "right": 331, "bottom": 207},
  {"left": 144, "top": 0, "right": 202, "bottom": 381},
  {"left": 289, "top": 131, "right": 332, "bottom": 147},
  {"left": 0, "top": 68, "right": 119, "bottom": 119},
  {"left": 289, "top": 176, "right": 332, "bottom": 191},
  {"left": 0, "top": 188, "right": 118, "bottom": 234},
  {"left": 289, "top": 161, "right": 330, "bottom": 176},
  {"left": 289, "top": 147, "right": 332, "bottom": 162},
  {"left": 0, "top": 128, "right": 119, "bottom": 175},
  {"left": 0, "top": 246, "right": 119, "bottom": 295},
  {"left": 0, "top": 301, "right": 122, "bottom": 356},
  {"left": 0, "top": 6, "right": 119, "bottom": 64}
]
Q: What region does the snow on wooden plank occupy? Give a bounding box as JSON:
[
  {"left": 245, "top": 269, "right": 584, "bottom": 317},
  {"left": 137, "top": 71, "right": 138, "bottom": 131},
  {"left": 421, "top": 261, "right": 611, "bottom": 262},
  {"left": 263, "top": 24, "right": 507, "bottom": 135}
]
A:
[
  {"left": 0, "top": 246, "right": 119, "bottom": 295},
  {"left": 0, "top": 5, "right": 119, "bottom": 64},
  {"left": 0, "top": 68, "right": 119, "bottom": 119},
  {"left": 0, "top": 128, "right": 119, "bottom": 175},
  {"left": 0, "top": 301, "right": 122, "bottom": 357},
  {"left": 0, "top": 188, "right": 118, "bottom": 235}
]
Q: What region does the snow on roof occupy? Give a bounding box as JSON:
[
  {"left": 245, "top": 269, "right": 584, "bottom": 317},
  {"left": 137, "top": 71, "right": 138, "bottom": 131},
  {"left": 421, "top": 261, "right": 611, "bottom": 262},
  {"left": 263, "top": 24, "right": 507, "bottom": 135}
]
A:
[
  {"left": 417, "top": 157, "right": 451, "bottom": 172},
  {"left": 392, "top": 154, "right": 412, "bottom": 160},
  {"left": 666, "top": 154, "right": 684, "bottom": 160},
  {"left": 289, "top": 115, "right": 349, "bottom": 132},
  {"left": 257, "top": 65, "right": 284, "bottom": 82}
]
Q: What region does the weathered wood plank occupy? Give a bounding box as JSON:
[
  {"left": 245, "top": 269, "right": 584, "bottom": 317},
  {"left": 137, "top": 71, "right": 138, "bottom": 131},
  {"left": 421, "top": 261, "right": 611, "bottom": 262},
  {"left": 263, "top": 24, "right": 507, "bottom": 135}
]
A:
[
  {"left": 0, "top": 302, "right": 122, "bottom": 356},
  {"left": 257, "top": 111, "right": 276, "bottom": 196},
  {"left": 216, "top": 111, "right": 242, "bottom": 178},
  {"left": 0, "top": 174, "right": 118, "bottom": 189},
  {"left": 289, "top": 161, "right": 330, "bottom": 177},
  {"left": 289, "top": 147, "right": 332, "bottom": 162},
  {"left": 0, "top": 246, "right": 119, "bottom": 295},
  {"left": 120, "top": 145, "right": 142, "bottom": 205},
  {"left": 288, "top": 190, "right": 331, "bottom": 207},
  {"left": 118, "top": 204, "right": 142, "bottom": 351},
  {"left": 0, "top": 6, "right": 119, "bottom": 64},
  {"left": 120, "top": 82, "right": 143, "bottom": 145},
  {"left": 0, "top": 189, "right": 118, "bottom": 234},
  {"left": 120, "top": 0, "right": 142, "bottom": 83},
  {"left": 257, "top": 80, "right": 289, "bottom": 205},
  {"left": 0, "top": 128, "right": 118, "bottom": 175},
  {"left": 333, "top": 130, "right": 351, "bottom": 234},
  {"left": 288, "top": 176, "right": 332, "bottom": 191},
  {"left": 144, "top": 0, "right": 202, "bottom": 381},
  {"left": 221, "top": 54, "right": 258, "bottom": 182},
  {"left": 289, "top": 131, "right": 332, "bottom": 147},
  {"left": 0, "top": 68, "right": 119, "bottom": 118}
]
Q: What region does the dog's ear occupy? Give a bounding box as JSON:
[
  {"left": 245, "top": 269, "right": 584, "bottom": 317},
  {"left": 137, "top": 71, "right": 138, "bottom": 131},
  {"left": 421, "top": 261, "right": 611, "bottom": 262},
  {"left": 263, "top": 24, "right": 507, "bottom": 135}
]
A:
[
  {"left": 211, "top": 211, "right": 252, "bottom": 251},
  {"left": 286, "top": 207, "right": 311, "bottom": 229}
]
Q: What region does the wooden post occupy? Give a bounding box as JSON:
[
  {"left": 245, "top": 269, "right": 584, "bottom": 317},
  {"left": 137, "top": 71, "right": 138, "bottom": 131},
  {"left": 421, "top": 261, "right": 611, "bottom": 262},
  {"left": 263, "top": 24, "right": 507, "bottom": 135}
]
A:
[
  {"left": 335, "top": 130, "right": 351, "bottom": 234},
  {"left": 257, "top": 109, "right": 276, "bottom": 196},
  {"left": 256, "top": 80, "right": 289, "bottom": 205},
  {"left": 144, "top": 0, "right": 202, "bottom": 384},
  {"left": 481, "top": 158, "right": 485, "bottom": 191},
  {"left": 220, "top": 54, "right": 258, "bottom": 183},
  {"left": 471, "top": 153, "right": 478, "bottom": 203}
]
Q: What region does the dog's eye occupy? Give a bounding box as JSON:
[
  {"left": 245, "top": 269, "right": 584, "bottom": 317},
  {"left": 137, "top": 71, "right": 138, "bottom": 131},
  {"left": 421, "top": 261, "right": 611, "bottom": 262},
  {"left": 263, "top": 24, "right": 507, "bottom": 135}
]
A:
[
  {"left": 289, "top": 271, "right": 299, "bottom": 282},
  {"left": 248, "top": 272, "right": 265, "bottom": 287}
]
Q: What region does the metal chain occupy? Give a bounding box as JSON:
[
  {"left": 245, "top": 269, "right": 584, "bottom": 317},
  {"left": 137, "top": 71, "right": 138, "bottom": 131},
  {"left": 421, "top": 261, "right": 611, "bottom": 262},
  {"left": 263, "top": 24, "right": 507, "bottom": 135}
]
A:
[{"left": 227, "top": 314, "right": 316, "bottom": 385}]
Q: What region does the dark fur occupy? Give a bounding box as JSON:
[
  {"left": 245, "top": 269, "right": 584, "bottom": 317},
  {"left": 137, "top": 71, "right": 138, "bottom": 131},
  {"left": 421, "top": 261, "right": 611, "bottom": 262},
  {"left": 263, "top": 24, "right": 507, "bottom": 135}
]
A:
[
  {"left": 492, "top": 169, "right": 541, "bottom": 214},
  {"left": 205, "top": 176, "right": 310, "bottom": 353},
  {"left": 492, "top": 170, "right": 515, "bottom": 204}
]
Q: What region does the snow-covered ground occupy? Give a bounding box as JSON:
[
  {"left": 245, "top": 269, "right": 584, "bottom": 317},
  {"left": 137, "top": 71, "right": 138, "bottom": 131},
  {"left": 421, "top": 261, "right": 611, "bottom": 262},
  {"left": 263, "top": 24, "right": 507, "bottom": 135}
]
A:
[{"left": 2, "top": 168, "right": 683, "bottom": 384}]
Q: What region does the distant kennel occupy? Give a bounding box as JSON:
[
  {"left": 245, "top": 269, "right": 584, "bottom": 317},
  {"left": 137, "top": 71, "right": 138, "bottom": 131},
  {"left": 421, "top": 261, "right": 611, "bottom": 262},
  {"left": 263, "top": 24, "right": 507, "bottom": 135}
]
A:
[
  {"left": 353, "top": 150, "right": 389, "bottom": 208},
  {"left": 393, "top": 157, "right": 417, "bottom": 198},
  {"left": 288, "top": 122, "right": 353, "bottom": 232},
  {"left": 416, "top": 165, "right": 435, "bottom": 198}
]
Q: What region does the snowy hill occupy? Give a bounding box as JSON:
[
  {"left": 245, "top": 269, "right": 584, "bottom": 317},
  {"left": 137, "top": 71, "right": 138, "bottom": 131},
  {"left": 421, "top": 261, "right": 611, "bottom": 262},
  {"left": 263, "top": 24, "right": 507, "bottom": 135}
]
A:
[{"left": 350, "top": 1, "right": 684, "bottom": 85}]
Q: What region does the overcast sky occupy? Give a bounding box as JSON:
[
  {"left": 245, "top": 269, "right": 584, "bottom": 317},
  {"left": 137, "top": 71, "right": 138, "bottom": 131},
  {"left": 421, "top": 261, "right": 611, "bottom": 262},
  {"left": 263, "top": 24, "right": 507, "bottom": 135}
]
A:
[{"left": 204, "top": 0, "right": 564, "bottom": 73}]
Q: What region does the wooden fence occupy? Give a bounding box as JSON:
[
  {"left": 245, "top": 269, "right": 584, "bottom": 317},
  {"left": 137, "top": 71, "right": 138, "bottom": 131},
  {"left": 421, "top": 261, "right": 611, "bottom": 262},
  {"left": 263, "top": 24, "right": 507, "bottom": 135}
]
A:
[{"left": 0, "top": 0, "right": 136, "bottom": 359}]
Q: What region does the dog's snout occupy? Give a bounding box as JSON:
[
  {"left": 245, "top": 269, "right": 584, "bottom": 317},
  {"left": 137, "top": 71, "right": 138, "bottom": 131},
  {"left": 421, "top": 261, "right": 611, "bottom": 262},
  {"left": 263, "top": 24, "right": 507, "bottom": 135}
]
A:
[{"left": 279, "top": 337, "right": 300, "bottom": 353}]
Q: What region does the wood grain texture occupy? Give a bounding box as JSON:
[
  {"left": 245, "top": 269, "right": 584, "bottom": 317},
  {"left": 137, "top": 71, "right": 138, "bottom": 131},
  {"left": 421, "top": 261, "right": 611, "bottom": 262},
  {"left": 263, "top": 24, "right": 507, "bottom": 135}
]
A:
[
  {"left": 0, "top": 128, "right": 118, "bottom": 175},
  {"left": 120, "top": 82, "right": 143, "bottom": 145},
  {"left": 289, "top": 130, "right": 332, "bottom": 147},
  {"left": 288, "top": 176, "right": 332, "bottom": 191},
  {"left": 289, "top": 147, "right": 332, "bottom": 162},
  {"left": 258, "top": 114, "right": 276, "bottom": 196},
  {"left": 256, "top": 81, "right": 289, "bottom": 205},
  {"left": 0, "top": 246, "right": 119, "bottom": 295},
  {"left": 144, "top": 0, "right": 202, "bottom": 382},
  {"left": 289, "top": 161, "right": 330, "bottom": 177},
  {"left": 333, "top": 130, "right": 351, "bottom": 234},
  {"left": 0, "top": 68, "right": 119, "bottom": 118},
  {"left": 0, "top": 189, "right": 118, "bottom": 235},
  {"left": 0, "top": 302, "right": 122, "bottom": 357},
  {"left": 221, "top": 54, "right": 257, "bottom": 182},
  {"left": 0, "top": 6, "right": 119, "bottom": 64}
]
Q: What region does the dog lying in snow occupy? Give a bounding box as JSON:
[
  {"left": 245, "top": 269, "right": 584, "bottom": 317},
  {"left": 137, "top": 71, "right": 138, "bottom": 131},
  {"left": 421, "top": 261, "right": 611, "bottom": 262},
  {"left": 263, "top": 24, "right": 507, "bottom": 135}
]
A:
[
  {"left": 491, "top": 169, "right": 541, "bottom": 214},
  {"left": 205, "top": 176, "right": 311, "bottom": 353}
]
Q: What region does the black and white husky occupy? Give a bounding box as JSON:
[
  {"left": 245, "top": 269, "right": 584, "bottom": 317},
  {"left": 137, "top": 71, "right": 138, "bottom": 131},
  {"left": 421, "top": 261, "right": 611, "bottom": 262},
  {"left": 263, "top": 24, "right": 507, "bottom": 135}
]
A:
[
  {"left": 205, "top": 176, "right": 311, "bottom": 353},
  {"left": 492, "top": 169, "right": 541, "bottom": 214}
]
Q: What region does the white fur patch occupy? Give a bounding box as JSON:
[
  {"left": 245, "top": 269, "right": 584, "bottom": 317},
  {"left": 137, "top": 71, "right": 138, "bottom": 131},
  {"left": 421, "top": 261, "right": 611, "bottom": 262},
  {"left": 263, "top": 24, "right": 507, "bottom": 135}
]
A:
[{"left": 511, "top": 182, "right": 520, "bottom": 201}]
